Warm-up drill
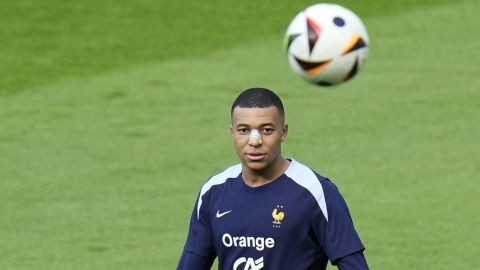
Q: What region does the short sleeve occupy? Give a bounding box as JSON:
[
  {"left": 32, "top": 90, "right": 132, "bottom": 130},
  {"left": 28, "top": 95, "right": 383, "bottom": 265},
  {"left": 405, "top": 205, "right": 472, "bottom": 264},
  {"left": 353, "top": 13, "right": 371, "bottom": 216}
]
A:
[
  {"left": 334, "top": 250, "right": 369, "bottom": 269},
  {"left": 311, "top": 179, "right": 365, "bottom": 262},
  {"left": 177, "top": 249, "right": 215, "bottom": 270},
  {"left": 182, "top": 193, "right": 216, "bottom": 258}
]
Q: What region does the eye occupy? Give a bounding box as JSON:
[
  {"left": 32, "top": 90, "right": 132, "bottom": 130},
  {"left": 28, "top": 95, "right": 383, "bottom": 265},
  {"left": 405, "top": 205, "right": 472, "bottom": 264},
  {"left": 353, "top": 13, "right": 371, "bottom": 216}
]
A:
[
  {"left": 237, "top": 128, "right": 248, "bottom": 135},
  {"left": 262, "top": 128, "right": 274, "bottom": 135},
  {"left": 333, "top": 17, "right": 345, "bottom": 27}
]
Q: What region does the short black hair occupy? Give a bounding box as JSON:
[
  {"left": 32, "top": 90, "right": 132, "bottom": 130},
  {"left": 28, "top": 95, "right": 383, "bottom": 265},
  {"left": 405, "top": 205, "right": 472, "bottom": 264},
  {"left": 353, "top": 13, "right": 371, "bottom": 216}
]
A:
[{"left": 231, "top": 87, "right": 285, "bottom": 121}]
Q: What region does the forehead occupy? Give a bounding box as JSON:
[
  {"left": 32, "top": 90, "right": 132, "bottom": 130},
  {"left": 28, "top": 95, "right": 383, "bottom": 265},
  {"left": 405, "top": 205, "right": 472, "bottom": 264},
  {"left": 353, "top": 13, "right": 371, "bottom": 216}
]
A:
[{"left": 231, "top": 107, "right": 283, "bottom": 126}]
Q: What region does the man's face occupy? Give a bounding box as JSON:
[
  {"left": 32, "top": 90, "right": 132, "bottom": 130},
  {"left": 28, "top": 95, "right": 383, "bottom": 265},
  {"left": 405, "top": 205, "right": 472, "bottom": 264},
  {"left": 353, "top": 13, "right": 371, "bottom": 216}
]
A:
[{"left": 231, "top": 106, "right": 288, "bottom": 172}]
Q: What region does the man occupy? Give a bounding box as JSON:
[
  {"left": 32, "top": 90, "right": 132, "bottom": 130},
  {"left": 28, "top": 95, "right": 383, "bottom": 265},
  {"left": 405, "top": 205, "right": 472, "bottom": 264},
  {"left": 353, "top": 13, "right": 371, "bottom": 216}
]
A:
[{"left": 177, "top": 88, "right": 369, "bottom": 270}]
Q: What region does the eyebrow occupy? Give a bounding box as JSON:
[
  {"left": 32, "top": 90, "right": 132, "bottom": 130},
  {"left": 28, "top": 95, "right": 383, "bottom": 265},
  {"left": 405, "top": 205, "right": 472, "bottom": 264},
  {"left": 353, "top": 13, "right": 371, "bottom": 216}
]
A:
[{"left": 235, "top": 122, "right": 276, "bottom": 128}]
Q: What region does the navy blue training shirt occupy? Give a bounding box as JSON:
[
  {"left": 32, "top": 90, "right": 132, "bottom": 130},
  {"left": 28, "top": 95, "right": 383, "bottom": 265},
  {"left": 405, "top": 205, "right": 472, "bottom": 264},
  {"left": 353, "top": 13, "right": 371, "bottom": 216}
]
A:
[{"left": 178, "top": 159, "right": 366, "bottom": 270}]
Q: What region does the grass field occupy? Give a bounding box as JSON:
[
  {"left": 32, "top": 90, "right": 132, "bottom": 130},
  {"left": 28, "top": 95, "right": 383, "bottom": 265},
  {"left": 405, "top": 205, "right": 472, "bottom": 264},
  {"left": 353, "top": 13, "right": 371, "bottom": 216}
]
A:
[{"left": 0, "top": 0, "right": 479, "bottom": 269}]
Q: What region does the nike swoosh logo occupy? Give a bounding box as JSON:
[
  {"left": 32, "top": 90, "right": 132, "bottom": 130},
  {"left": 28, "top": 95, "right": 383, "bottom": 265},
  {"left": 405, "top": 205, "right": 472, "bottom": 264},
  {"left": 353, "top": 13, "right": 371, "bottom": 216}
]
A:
[{"left": 216, "top": 210, "right": 232, "bottom": 218}]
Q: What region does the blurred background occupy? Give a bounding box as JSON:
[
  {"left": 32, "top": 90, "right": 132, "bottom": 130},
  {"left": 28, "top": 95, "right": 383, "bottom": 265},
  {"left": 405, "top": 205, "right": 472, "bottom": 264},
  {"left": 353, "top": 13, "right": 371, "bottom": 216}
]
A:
[{"left": 0, "top": 0, "right": 478, "bottom": 269}]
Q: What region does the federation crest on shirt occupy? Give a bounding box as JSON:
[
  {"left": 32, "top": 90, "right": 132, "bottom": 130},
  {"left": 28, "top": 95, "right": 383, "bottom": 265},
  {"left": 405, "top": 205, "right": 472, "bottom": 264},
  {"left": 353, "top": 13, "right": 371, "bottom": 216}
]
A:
[{"left": 272, "top": 205, "right": 285, "bottom": 228}]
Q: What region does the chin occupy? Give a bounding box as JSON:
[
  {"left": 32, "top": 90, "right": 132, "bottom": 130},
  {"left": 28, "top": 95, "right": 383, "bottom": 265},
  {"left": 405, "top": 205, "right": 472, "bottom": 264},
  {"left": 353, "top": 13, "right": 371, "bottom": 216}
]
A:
[{"left": 243, "top": 160, "right": 269, "bottom": 171}]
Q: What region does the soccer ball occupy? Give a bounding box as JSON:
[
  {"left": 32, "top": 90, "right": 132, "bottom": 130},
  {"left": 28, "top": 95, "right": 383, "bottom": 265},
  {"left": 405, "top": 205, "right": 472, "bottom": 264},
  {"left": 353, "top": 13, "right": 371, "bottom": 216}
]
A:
[{"left": 284, "top": 3, "right": 369, "bottom": 86}]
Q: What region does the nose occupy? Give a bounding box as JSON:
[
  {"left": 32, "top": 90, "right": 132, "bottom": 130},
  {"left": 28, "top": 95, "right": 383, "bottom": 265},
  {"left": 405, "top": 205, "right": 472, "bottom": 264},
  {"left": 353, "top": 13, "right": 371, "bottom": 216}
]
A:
[
  {"left": 249, "top": 129, "right": 262, "bottom": 146},
  {"left": 249, "top": 137, "right": 263, "bottom": 147}
]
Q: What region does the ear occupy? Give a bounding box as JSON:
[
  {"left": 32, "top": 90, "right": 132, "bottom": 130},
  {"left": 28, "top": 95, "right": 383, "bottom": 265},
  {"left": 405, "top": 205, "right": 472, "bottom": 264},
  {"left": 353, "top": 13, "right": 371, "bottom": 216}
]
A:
[
  {"left": 230, "top": 125, "right": 233, "bottom": 136},
  {"left": 281, "top": 123, "right": 288, "bottom": 142}
]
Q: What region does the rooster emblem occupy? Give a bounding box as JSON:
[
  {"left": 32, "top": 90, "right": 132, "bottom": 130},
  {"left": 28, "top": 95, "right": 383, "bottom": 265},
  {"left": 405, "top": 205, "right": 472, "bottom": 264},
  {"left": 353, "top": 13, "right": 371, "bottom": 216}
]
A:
[{"left": 272, "top": 205, "right": 285, "bottom": 226}]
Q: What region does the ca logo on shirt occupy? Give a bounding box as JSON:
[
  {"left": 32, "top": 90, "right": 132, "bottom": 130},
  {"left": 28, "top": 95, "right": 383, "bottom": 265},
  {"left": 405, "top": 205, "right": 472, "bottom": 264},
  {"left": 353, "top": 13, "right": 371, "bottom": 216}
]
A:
[{"left": 233, "top": 256, "right": 264, "bottom": 270}]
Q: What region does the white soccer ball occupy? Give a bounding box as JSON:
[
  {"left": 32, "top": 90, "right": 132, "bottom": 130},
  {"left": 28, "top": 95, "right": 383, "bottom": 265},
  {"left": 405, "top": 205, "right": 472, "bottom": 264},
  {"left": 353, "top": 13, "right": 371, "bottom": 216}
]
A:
[{"left": 285, "top": 3, "right": 369, "bottom": 86}]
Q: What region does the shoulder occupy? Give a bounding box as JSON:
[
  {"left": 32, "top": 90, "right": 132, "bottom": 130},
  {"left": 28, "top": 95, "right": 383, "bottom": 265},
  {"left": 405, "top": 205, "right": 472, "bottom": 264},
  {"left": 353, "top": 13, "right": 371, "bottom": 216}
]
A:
[
  {"left": 196, "top": 164, "right": 242, "bottom": 219},
  {"left": 284, "top": 159, "right": 340, "bottom": 222},
  {"left": 199, "top": 163, "right": 242, "bottom": 197}
]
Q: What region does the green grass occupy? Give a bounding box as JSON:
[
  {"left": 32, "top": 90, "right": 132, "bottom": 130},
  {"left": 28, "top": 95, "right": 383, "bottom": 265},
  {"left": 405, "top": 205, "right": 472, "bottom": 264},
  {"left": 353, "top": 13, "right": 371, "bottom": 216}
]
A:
[
  {"left": 0, "top": 0, "right": 479, "bottom": 269},
  {"left": 0, "top": 0, "right": 460, "bottom": 95}
]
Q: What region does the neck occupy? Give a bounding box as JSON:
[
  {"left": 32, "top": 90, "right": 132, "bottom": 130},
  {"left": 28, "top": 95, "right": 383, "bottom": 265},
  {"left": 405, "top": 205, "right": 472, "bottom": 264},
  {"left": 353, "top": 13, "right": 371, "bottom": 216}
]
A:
[{"left": 242, "top": 157, "right": 290, "bottom": 187}]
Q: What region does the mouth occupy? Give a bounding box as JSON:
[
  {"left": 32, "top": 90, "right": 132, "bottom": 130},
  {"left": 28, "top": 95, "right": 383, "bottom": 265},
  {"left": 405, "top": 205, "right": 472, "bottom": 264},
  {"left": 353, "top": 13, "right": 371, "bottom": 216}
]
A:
[{"left": 246, "top": 153, "right": 266, "bottom": 161}]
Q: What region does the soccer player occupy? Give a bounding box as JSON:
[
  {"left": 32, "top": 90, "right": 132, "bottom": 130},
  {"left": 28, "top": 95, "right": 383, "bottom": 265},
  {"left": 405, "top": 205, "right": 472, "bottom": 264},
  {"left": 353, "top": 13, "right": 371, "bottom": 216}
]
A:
[{"left": 177, "top": 88, "right": 369, "bottom": 270}]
